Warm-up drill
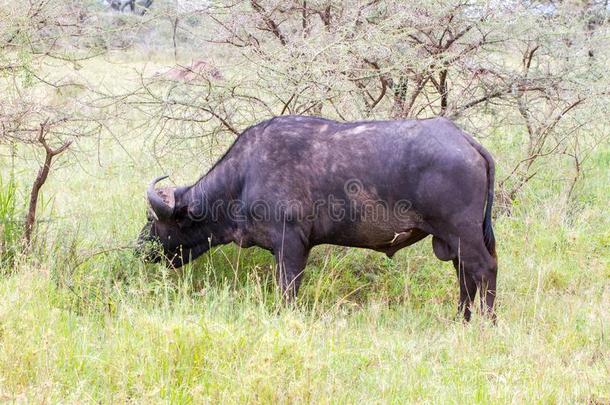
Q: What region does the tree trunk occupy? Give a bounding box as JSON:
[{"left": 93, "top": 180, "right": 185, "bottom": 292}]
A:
[{"left": 23, "top": 122, "right": 71, "bottom": 250}]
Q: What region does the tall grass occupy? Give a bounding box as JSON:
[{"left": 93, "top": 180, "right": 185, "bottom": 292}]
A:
[
  {"left": 0, "top": 175, "right": 21, "bottom": 270},
  {"left": 0, "top": 155, "right": 606, "bottom": 402}
]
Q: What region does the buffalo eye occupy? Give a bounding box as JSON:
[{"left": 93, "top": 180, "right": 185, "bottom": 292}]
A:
[
  {"left": 176, "top": 216, "right": 193, "bottom": 229},
  {"left": 174, "top": 205, "right": 193, "bottom": 229}
]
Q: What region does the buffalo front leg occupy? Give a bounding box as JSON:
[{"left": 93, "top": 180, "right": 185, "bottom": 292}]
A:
[{"left": 273, "top": 231, "right": 309, "bottom": 302}]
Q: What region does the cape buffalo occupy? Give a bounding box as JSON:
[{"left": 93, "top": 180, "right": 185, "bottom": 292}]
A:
[{"left": 137, "top": 116, "right": 497, "bottom": 321}]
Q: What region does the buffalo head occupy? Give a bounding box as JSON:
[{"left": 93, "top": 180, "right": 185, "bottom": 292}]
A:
[{"left": 136, "top": 176, "right": 210, "bottom": 267}]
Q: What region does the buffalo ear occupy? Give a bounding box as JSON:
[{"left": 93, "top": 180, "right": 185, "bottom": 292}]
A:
[
  {"left": 172, "top": 187, "right": 196, "bottom": 227},
  {"left": 176, "top": 188, "right": 207, "bottom": 223}
]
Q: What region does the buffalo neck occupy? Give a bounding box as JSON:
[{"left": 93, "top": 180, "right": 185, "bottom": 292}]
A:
[{"left": 186, "top": 155, "right": 243, "bottom": 243}]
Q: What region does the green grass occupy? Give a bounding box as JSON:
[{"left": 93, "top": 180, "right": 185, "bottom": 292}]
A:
[
  {"left": 0, "top": 55, "right": 608, "bottom": 403},
  {"left": 0, "top": 174, "right": 21, "bottom": 270}
]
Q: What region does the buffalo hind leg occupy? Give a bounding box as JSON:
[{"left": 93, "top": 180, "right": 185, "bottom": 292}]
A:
[
  {"left": 435, "top": 234, "right": 497, "bottom": 321},
  {"left": 458, "top": 239, "right": 497, "bottom": 322},
  {"left": 273, "top": 230, "right": 309, "bottom": 302},
  {"left": 476, "top": 264, "right": 497, "bottom": 323},
  {"left": 453, "top": 258, "right": 478, "bottom": 322},
  {"left": 433, "top": 236, "right": 477, "bottom": 321}
]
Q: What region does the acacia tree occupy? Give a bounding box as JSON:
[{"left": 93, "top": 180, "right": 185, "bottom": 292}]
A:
[
  {"left": 0, "top": 0, "right": 122, "bottom": 250},
  {"left": 132, "top": 0, "right": 608, "bottom": 205}
]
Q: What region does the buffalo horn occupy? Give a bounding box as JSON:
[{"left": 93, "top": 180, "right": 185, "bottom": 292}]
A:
[{"left": 147, "top": 175, "right": 174, "bottom": 220}]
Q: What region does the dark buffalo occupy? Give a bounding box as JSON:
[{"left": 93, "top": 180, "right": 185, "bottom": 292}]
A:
[{"left": 137, "top": 116, "right": 497, "bottom": 321}]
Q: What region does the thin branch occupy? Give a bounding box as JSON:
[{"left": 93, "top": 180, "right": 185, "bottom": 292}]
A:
[{"left": 250, "top": 0, "right": 287, "bottom": 46}]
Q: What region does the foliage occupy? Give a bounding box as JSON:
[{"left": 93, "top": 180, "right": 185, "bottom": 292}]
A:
[{"left": 129, "top": 0, "right": 609, "bottom": 202}]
